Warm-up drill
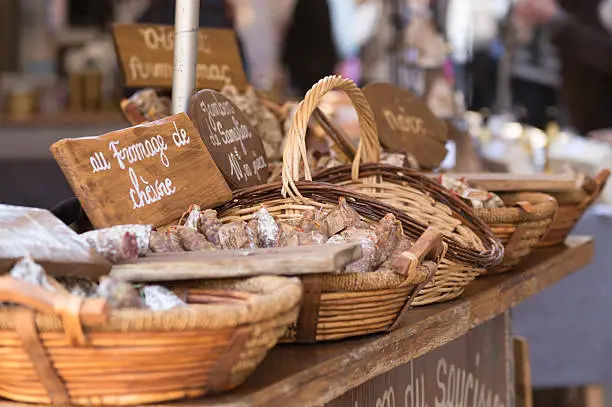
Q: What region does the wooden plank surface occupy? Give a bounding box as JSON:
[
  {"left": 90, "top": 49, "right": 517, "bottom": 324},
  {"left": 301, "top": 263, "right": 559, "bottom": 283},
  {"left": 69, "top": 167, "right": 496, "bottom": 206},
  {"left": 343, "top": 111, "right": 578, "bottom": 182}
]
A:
[
  {"left": 159, "top": 236, "right": 593, "bottom": 407},
  {"left": 0, "top": 237, "right": 594, "bottom": 407},
  {"left": 423, "top": 172, "right": 579, "bottom": 192},
  {"left": 110, "top": 244, "right": 362, "bottom": 281}
]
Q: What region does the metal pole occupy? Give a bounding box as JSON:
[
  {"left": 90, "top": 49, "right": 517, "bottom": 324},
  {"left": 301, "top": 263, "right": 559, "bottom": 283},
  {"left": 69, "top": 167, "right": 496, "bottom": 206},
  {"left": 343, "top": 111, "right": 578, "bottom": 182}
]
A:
[{"left": 172, "top": 0, "right": 200, "bottom": 114}]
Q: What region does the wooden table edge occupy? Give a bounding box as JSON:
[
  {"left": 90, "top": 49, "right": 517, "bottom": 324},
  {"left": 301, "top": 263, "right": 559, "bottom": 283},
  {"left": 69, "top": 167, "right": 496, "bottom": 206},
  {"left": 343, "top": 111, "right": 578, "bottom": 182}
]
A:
[
  {"left": 186, "top": 236, "right": 594, "bottom": 407},
  {"left": 0, "top": 236, "right": 595, "bottom": 407}
]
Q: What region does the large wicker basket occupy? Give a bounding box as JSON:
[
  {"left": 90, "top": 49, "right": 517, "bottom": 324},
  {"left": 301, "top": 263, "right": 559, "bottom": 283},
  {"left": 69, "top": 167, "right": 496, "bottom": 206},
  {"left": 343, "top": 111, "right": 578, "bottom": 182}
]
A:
[
  {"left": 216, "top": 76, "right": 446, "bottom": 341},
  {"left": 217, "top": 184, "right": 445, "bottom": 342},
  {"left": 0, "top": 275, "right": 301, "bottom": 406},
  {"left": 289, "top": 76, "right": 504, "bottom": 305},
  {"left": 474, "top": 192, "right": 558, "bottom": 273},
  {"left": 537, "top": 170, "right": 609, "bottom": 247}
]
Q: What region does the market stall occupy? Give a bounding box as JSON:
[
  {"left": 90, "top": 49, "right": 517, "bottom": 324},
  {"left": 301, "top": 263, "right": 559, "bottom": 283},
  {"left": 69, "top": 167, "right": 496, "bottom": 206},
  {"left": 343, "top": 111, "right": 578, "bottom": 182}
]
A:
[{"left": 0, "top": 2, "right": 608, "bottom": 407}]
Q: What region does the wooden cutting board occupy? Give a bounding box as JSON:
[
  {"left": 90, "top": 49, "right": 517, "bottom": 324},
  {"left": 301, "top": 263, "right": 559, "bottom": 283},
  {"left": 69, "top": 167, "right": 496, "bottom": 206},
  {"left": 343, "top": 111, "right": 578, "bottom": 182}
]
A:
[
  {"left": 50, "top": 113, "right": 232, "bottom": 229},
  {"left": 0, "top": 204, "right": 111, "bottom": 278},
  {"left": 424, "top": 172, "right": 579, "bottom": 192},
  {"left": 111, "top": 244, "right": 362, "bottom": 282}
]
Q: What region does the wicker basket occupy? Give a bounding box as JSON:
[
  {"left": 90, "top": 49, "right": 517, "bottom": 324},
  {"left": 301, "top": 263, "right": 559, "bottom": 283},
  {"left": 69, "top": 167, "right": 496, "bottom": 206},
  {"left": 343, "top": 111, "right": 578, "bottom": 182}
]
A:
[
  {"left": 537, "top": 170, "right": 610, "bottom": 247},
  {"left": 288, "top": 76, "right": 504, "bottom": 305},
  {"left": 474, "top": 193, "right": 558, "bottom": 273},
  {"left": 0, "top": 275, "right": 301, "bottom": 406},
  {"left": 217, "top": 183, "right": 445, "bottom": 342}
]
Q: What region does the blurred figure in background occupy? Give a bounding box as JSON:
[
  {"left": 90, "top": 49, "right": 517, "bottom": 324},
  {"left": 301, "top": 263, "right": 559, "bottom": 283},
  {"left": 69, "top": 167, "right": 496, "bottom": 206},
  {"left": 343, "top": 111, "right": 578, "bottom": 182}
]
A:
[
  {"left": 515, "top": 0, "right": 612, "bottom": 134},
  {"left": 281, "top": 0, "right": 339, "bottom": 95},
  {"left": 137, "top": 0, "right": 248, "bottom": 76}
]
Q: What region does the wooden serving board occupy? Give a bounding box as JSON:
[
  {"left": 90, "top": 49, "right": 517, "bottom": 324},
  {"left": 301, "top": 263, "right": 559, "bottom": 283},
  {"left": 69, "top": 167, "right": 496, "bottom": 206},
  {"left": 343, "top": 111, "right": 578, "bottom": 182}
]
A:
[
  {"left": 112, "top": 24, "right": 248, "bottom": 91},
  {"left": 50, "top": 113, "right": 232, "bottom": 229},
  {"left": 0, "top": 205, "right": 111, "bottom": 278},
  {"left": 424, "top": 172, "right": 579, "bottom": 192},
  {"left": 110, "top": 244, "right": 362, "bottom": 282}
]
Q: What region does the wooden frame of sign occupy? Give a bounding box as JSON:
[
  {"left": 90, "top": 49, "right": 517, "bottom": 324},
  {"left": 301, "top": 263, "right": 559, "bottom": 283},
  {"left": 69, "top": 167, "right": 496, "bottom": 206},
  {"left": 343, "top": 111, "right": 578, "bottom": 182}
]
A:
[
  {"left": 112, "top": 24, "right": 248, "bottom": 91},
  {"left": 50, "top": 113, "right": 232, "bottom": 229},
  {"left": 189, "top": 89, "right": 269, "bottom": 189},
  {"left": 0, "top": 205, "right": 111, "bottom": 278},
  {"left": 363, "top": 82, "right": 448, "bottom": 169}
]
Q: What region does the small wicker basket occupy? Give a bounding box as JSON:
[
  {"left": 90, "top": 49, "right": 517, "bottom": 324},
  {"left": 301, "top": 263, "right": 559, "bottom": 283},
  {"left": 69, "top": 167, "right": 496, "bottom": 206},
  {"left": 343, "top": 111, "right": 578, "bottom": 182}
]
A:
[
  {"left": 0, "top": 275, "right": 301, "bottom": 406},
  {"left": 216, "top": 77, "right": 446, "bottom": 342},
  {"left": 217, "top": 184, "right": 445, "bottom": 342},
  {"left": 291, "top": 76, "right": 504, "bottom": 306},
  {"left": 537, "top": 170, "right": 609, "bottom": 247},
  {"left": 474, "top": 192, "right": 558, "bottom": 273}
]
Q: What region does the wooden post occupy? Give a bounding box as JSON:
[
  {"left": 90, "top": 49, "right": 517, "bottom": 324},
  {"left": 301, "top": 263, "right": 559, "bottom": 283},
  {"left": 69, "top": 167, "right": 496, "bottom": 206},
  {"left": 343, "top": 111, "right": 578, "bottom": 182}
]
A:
[
  {"left": 514, "top": 337, "right": 533, "bottom": 407},
  {"left": 172, "top": 0, "right": 200, "bottom": 114}
]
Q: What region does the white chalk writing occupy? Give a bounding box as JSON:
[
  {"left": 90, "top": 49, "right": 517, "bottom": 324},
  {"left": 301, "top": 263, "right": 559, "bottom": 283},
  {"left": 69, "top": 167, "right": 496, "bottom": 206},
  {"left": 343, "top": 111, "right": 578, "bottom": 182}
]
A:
[
  {"left": 128, "top": 56, "right": 231, "bottom": 85},
  {"left": 108, "top": 135, "right": 169, "bottom": 169},
  {"left": 349, "top": 356, "right": 505, "bottom": 407},
  {"left": 383, "top": 107, "right": 425, "bottom": 135},
  {"left": 87, "top": 121, "right": 190, "bottom": 210},
  {"left": 137, "top": 27, "right": 211, "bottom": 54},
  {"left": 128, "top": 167, "right": 176, "bottom": 209},
  {"left": 90, "top": 152, "right": 111, "bottom": 173}
]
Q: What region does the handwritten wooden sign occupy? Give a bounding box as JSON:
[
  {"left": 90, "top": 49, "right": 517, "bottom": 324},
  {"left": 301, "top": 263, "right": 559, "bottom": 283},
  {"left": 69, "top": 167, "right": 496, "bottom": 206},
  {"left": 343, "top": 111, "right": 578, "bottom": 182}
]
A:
[
  {"left": 50, "top": 113, "right": 232, "bottom": 229},
  {"left": 0, "top": 205, "right": 111, "bottom": 278},
  {"left": 189, "top": 90, "right": 269, "bottom": 189},
  {"left": 327, "top": 315, "right": 511, "bottom": 407},
  {"left": 112, "top": 24, "right": 248, "bottom": 91},
  {"left": 363, "top": 82, "right": 448, "bottom": 170}
]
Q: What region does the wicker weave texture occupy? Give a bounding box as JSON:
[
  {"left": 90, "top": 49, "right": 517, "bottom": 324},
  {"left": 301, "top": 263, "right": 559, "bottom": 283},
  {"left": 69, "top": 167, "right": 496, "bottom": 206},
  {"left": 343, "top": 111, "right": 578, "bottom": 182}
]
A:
[{"left": 0, "top": 276, "right": 301, "bottom": 406}]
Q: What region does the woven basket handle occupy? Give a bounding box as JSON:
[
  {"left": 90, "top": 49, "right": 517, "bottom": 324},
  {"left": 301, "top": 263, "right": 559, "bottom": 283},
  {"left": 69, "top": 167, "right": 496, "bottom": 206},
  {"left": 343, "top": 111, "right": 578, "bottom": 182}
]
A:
[
  {"left": 580, "top": 169, "right": 611, "bottom": 208},
  {"left": 282, "top": 75, "right": 380, "bottom": 200},
  {"left": 0, "top": 276, "right": 109, "bottom": 345},
  {"left": 392, "top": 229, "right": 446, "bottom": 280}
]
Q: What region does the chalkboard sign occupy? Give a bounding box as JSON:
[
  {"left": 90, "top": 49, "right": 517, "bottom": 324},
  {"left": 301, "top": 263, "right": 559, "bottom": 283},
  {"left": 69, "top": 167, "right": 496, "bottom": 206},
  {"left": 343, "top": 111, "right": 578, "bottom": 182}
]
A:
[
  {"left": 51, "top": 113, "right": 232, "bottom": 229},
  {"left": 0, "top": 204, "right": 111, "bottom": 279},
  {"left": 112, "top": 24, "right": 248, "bottom": 91},
  {"left": 189, "top": 90, "right": 269, "bottom": 189},
  {"left": 363, "top": 82, "right": 448, "bottom": 170},
  {"left": 327, "top": 315, "right": 511, "bottom": 407}
]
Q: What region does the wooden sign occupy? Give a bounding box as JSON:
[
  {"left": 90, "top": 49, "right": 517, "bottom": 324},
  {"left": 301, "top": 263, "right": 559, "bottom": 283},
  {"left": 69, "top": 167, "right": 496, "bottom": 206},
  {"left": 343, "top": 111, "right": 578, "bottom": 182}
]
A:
[
  {"left": 112, "top": 24, "right": 248, "bottom": 91},
  {"left": 50, "top": 113, "right": 232, "bottom": 229},
  {"left": 189, "top": 90, "right": 269, "bottom": 189},
  {"left": 111, "top": 243, "right": 361, "bottom": 282},
  {"left": 327, "top": 314, "right": 511, "bottom": 407},
  {"left": 363, "top": 82, "right": 448, "bottom": 169},
  {"left": 0, "top": 205, "right": 111, "bottom": 278}
]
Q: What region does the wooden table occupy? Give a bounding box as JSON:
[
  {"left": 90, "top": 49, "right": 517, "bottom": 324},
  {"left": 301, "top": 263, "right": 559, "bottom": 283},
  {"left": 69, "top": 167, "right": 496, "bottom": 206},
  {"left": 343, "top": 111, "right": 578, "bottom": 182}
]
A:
[
  {"left": 0, "top": 237, "right": 594, "bottom": 407},
  {"left": 167, "top": 236, "right": 594, "bottom": 407}
]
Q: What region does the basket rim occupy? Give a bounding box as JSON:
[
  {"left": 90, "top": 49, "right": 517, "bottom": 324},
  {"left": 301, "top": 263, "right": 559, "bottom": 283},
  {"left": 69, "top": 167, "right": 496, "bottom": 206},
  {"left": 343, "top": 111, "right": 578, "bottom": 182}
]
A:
[
  {"left": 474, "top": 192, "right": 558, "bottom": 223},
  {"left": 0, "top": 276, "right": 302, "bottom": 333},
  {"left": 219, "top": 180, "right": 504, "bottom": 268},
  {"left": 311, "top": 164, "right": 504, "bottom": 262}
]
